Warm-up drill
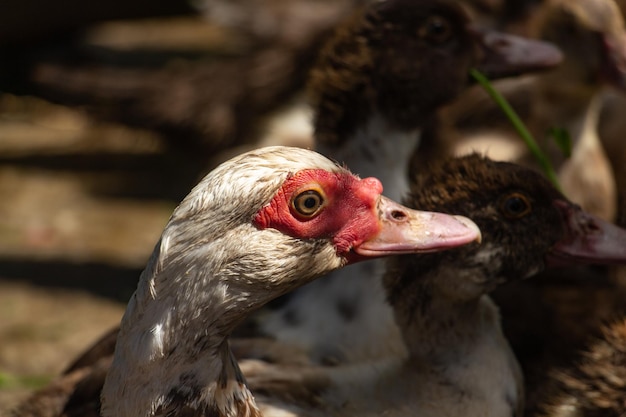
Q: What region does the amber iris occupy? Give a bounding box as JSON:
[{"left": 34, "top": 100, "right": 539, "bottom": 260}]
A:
[
  {"left": 292, "top": 189, "right": 325, "bottom": 218},
  {"left": 500, "top": 193, "right": 532, "bottom": 219},
  {"left": 420, "top": 15, "right": 453, "bottom": 43}
]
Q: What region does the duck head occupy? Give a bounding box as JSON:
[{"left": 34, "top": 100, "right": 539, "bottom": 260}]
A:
[
  {"left": 309, "top": 0, "right": 562, "bottom": 146},
  {"left": 386, "top": 154, "right": 626, "bottom": 304}
]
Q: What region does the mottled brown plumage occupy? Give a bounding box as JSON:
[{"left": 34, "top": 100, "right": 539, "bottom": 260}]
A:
[
  {"left": 539, "top": 318, "right": 626, "bottom": 417},
  {"left": 381, "top": 154, "right": 626, "bottom": 417}
]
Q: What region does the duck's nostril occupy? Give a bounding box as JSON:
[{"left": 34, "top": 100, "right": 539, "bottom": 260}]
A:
[{"left": 391, "top": 210, "right": 407, "bottom": 221}]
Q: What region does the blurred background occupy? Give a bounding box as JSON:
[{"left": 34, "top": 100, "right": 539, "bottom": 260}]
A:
[{"left": 1, "top": 0, "right": 625, "bottom": 413}]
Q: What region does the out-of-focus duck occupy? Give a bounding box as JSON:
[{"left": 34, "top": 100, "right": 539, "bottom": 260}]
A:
[
  {"left": 449, "top": 0, "right": 626, "bottom": 222},
  {"left": 243, "top": 154, "right": 626, "bottom": 417},
  {"left": 538, "top": 318, "right": 626, "bottom": 417},
  {"left": 249, "top": 0, "right": 562, "bottom": 366},
  {"left": 11, "top": 146, "right": 481, "bottom": 417},
  {"left": 531, "top": 0, "right": 626, "bottom": 222}
]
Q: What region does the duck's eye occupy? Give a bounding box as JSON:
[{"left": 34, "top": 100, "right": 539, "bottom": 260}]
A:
[
  {"left": 292, "top": 189, "right": 325, "bottom": 219},
  {"left": 500, "top": 193, "right": 531, "bottom": 219},
  {"left": 419, "top": 15, "right": 453, "bottom": 43}
]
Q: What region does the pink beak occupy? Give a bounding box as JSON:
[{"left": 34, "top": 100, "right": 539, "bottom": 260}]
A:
[
  {"left": 354, "top": 196, "right": 482, "bottom": 258},
  {"left": 601, "top": 32, "right": 626, "bottom": 89},
  {"left": 471, "top": 25, "right": 563, "bottom": 78},
  {"left": 548, "top": 200, "right": 626, "bottom": 265}
]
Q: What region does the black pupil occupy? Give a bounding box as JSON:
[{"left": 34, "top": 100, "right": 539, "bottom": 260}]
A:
[
  {"left": 507, "top": 197, "right": 526, "bottom": 213},
  {"left": 428, "top": 18, "right": 448, "bottom": 37},
  {"left": 304, "top": 197, "right": 317, "bottom": 209}
]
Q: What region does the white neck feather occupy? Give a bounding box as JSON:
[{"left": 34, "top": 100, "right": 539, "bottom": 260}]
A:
[
  {"left": 101, "top": 239, "right": 261, "bottom": 417},
  {"left": 317, "top": 113, "right": 421, "bottom": 202},
  {"left": 306, "top": 263, "right": 523, "bottom": 416}
]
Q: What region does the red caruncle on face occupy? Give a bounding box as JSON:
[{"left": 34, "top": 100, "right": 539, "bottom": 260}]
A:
[{"left": 253, "top": 169, "right": 384, "bottom": 257}]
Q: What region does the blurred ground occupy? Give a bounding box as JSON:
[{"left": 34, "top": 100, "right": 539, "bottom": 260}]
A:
[
  {"left": 0, "top": 92, "right": 207, "bottom": 413},
  {"left": 0, "top": 16, "right": 239, "bottom": 409}
]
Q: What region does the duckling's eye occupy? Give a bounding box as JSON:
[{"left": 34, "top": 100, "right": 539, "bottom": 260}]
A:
[
  {"left": 292, "top": 189, "right": 325, "bottom": 219},
  {"left": 500, "top": 193, "right": 532, "bottom": 219},
  {"left": 419, "top": 16, "right": 453, "bottom": 43}
]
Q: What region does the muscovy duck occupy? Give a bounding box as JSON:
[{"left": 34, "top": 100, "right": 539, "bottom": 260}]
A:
[{"left": 12, "top": 146, "right": 481, "bottom": 417}]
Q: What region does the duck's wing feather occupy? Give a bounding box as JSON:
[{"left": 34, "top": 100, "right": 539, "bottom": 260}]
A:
[
  {"left": 10, "top": 356, "right": 110, "bottom": 417},
  {"left": 63, "top": 327, "right": 119, "bottom": 375}
]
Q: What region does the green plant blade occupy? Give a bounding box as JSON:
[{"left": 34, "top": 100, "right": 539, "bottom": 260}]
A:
[{"left": 469, "top": 68, "right": 562, "bottom": 192}]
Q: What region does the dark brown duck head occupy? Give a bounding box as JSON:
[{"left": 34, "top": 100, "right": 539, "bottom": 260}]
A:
[
  {"left": 309, "top": 0, "right": 562, "bottom": 147},
  {"left": 386, "top": 154, "right": 626, "bottom": 307}
]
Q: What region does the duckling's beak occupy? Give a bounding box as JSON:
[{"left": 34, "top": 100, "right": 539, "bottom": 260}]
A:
[
  {"left": 470, "top": 25, "right": 563, "bottom": 79},
  {"left": 548, "top": 200, "right": 626, "bottom": 265},
  {"left": 353, "top": 196, "right": 482, "bottom": 258},
  {"left": 601, "top": 32, "right": 626, "bottom": 90}
]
